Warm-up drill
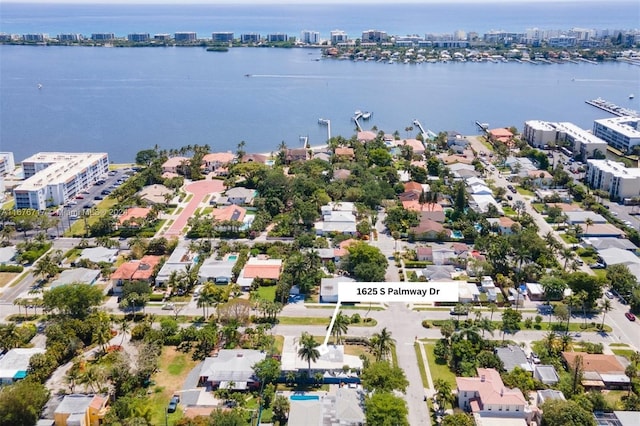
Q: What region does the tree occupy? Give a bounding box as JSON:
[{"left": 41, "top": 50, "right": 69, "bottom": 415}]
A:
[
  {"left": 360, "top": 361, "right": 408, "bottom": 393},
  {"left": 502, "top": 367, "right": 536, "bottom": 394},
  {"left": 606, "top": 264, "right": 637, "bottom": 299},
  {"left": 501, "top": 307, "right": 522, "bottom": 342},
  {"left": 365, "top": 392, "right": 409, "bottom": 426},
  {"left": 540, "top": 399, "right": 596, "bottom": 426},
  {"left": 434, "top": 378, "right": 455, "bottom": 410},
  {"left": 42, "top": 283, "right": 104, "bottom": 319},
  {"left": 600, "top": 299, "right": 612, "bottom": 331},
  {"left": 540, "top": 275, "right": 567, "bottom": 301},
  {"left": 271, "top": 394, "right": 290, "bottom": 424},
  {"left": 0, "top": 380, "right": 50, "bottom": 426},
  {"left": 297, "top": 332, "right": 320, "bottom": 376},
  {"left": 253, "top": 358, "right": 281, "bottom": 386},
  {"left": 565, "top": 272, "right": 603, "bottom": 310},
  {"left": 369, "top": 327, "right": 395, "bottom": 362},
  {"left": 327, "top": 311, "right": 350, "bottom": 344},
  {"left": 342, "top": 241, "right": 388, "bottom": 282},
  {"left": 442, "top": 413, "right": 474, "bottom": 426}
]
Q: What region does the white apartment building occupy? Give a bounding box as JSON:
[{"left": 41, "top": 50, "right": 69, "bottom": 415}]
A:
[
  {"left": 13, "top": 152, "right": 109, "bottom": 210},
  {"left": 593, "top": 116, "right": 640, "bottom": 153},
  {"left": 523, "top": 120, "right": 608, "bottom": 159},
  {"left": 586, "top": 159, "right": 640, "bottom": 200},
  {"left": 300, "top": 30, "right": 320, "bottom": 44},
  {"left": 0, "top": 152, "right": 15, "bottom": 177},
  {"left": 330, "top": 30, "right": 348, "bottom": 45}
]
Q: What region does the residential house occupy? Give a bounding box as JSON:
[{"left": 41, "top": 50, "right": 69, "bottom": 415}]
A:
[
  {"left": 456, "top": 368, "right": 531, "bottom": 421},
  {"left": 110, "top": 255, "right": 162, "bottom": 294},
  {"left": 241, "top": 153, "right": 268, "bottom": 164},
  {"left": 334, "top": 147, "right": 355, "bottom": 161},
  {"left": 469, "top": 193, "right": 504, "bottom": 215},
  {"left": 202, "top": 152, "right": 235, "bottom": 173},
  {"left": 50, "top": 268, "right": 101, "bottom": 289},
  {"left": 582, "top": 237, "right": 638, "bottom": 252},
  {"left": 236, "top": 256, "right": 283, "bottom": 291},
  {"left": 449, "top": 163, "right": 478, "bottom": 179},
  {"left": 197, "top": 255, "right": 235, "bottom": 285},
  {"left": 527, "top": 169, "right": 553, "bottom": 188},
  {"left": 416, "top": 246, "right": 433, "bottom": 261},
  {"left": 495, "top": 345, "right": 533, "bottom": 373},
  {"left": 288, "top": 388, "right": 365, "bottom": 426},
  {"left": 525, "top": 282, "right": 545, "bottom": 301},
  {"left": 440, "top": 152, "right": 474, "bottom": 165},
  {"left": 0, "top": 246, "right": 17, "bottom": 265},
  {"left": 74, "top": 247, "right": 118, "bottom": 265},
  {"left": 399, "top": 138, "right": 425, "bottom": 155},
  {"left": 562, "top": 352, "right": 630, "bottom": 390},
  {"left": 313, "top": 151, "right": 331, "bottom": 162},
  {"left": 224, "top": 187, "right": 256, "bottom": 205},
  {"left": 315, "top": 202, "right": 357, "bottom": 236},
  {"left": 459, "top": 282, "right": 481, "bottom": 303},
  {"left": 285, "top": 148, "right": 310, "bottom": 163},
  {"left": 197, "top": 349, "right": 267, "bottom": 390},
  {"left": 505, "top": 156, "right": 537, "bottom": 176},
  {"left": 155, "top": 242, "right": 195, "bottom": 287},
  {"left": 161, "top": 156, "right": 189, "bottom": 174},
  {"left": 402, "top": 200, "right": 446, "bottom": 223},
  {"left": 212, "top": 205, "right": 247, "bottom": 228},
  {"left": 487, "top": 216, "right": 517, "bottom": 234},
  {"left": 332, "top": 168, "right": 352, "bottom": 181},
  {"left": 357, "top": 130, "right": 377, "bottom": 142},
  {"left": 536, "top": 389, "right": 565, "bottom": 405},
  {"left": 410, "top": 218, "right": 450, "bottom": 240},
  {"left": 54, "top": 394, "right": 108, "bottom": 426},
  {"left": 447, "top": 131, "right": 469, "bottom": 154},
  {"left": 0, "top": 348, "right": 46, "bottom": 384},
  {"left": 581, "top": 224, "right": 626, "bottom": 238},
  {"left": 564, "top": 211, "right": 607, "bottom": 225},
  {"left": 534, "top": 365, "right": 559, "bottom": 385},
  {"left": 422, "top": 265, "right": 457, "bottom": 281},
  {"left": 596, "top": 248, "right": 640, "bottom": 279},
  {"left": 320, "top": 276, "right": 355, "bottom": 303},
  {"left": 432, "top": 246, "right": 457, "bottom": 265},
  {"left": 137, "top": 184, "right": 172, "bottom": 205},
  {"left": 281, "top": 337, "right": 363, "bottom": 374},
  {"left": 117, "top": 207, "right": 152, "bottom": 229},
  {"left": 488, "top": 128, "right": 515, "bottom": 146},
  {"left": 480, "top": 276, "right": 497, "bottom": 302}
]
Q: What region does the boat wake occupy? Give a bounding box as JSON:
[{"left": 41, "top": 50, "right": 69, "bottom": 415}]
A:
[{"left": 247, "top": 74, "right": 331, "bottom": 79}]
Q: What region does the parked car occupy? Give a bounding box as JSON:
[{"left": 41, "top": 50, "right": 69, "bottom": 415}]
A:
[
  {"left": 507, "top": 195, "right": 513, "bottom": 200},
  {"left": 625, "top": 312, "right": 636, "bottom": 322},
  {"left": 167, "top": 396, "right": 179, "bottom": 413},
  {"left": 94, "top": 196, "right": 104, "bottom": 200},
  {"left": 162, "top": 303, "right": 174, "bottom": 310},
  {"left": 604, "top": 291, "right": 614, "bottom": 299}
]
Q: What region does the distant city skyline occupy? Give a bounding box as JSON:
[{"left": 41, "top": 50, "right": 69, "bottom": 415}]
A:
[{"left": 0, "top": 0, "right": 624, "bottom": 4}]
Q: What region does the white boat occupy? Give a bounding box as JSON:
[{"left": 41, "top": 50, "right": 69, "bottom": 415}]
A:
[
  {"left": 630, "top": 94, "right": 635, "bottom": 99},
  {"left": 37, "top": 83, "right": 43, "bottom": 89},
  {"left": 362, "top": 112, "right": 372, "bottom": 120},
  {"left": 354, "top": 110, "right": 362, "bottom": 116}
]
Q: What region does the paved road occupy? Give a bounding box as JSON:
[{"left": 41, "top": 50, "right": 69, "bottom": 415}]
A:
[{"left": 163, "top": 179, "right": 223, "bottom": 237}]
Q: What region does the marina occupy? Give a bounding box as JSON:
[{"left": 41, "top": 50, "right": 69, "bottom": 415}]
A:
[{"left": 585, "top": 98, "right": 639, "bottom": 118}]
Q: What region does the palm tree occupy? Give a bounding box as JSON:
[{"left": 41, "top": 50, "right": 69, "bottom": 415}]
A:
[
  {"left": 584, "top": 218, "right": 594, "bottom": 236},
  {"left": 119, "top": 317, "right": 130, "bottom": 346},
  {"left": 434, "top": 378, "right": 454, "bottom": 411},
  {"left": 488, "top": 303, "right": 498, "bottom": 322},
  {"left": 297, "top": 332, "right": 320, "bottom": 376},
  {"left": 560, "top": 333, "right": 573, "bottom": 351},
  {"left": 560, "top": 248, "right": 576, "bottom": 271},
  {"left": 478, "top": 318, "right": 495, "bottom": 338},
  {"left": 198, "top": 283, "right": 216, "bottom": 319},
  {"left": 369, "top": 327, "right": 395, "bottom": 362},
  {"left": 565, "top": 294, "right": 582, "bottom": 333},
  {"left": 600, "top": 299, "right": 612, "bottom": 331},
  {"left": 327, "top": 311, "right": 350, "bottom": 345}
]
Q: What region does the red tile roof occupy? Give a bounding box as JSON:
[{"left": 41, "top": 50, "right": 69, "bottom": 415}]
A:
[
  {"left": 212, "top": 205, "right": 246, "bottom": 222},
  {"left": 118, "top": 207, "right": 151, "bottom": 226},
  {"left": 111, "top": 255, "right": 162, "bottom": 281}
]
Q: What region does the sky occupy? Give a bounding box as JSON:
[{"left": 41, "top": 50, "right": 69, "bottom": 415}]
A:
[{"left": 0, "top": 0, "right": 618, "bottom": 4}]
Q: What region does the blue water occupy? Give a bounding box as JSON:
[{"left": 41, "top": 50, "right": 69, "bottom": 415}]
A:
[
  {"left": 290, "top": 394, "right": 320, "bottom": 401},
  {"left": 1, "top": 2, "right": 637, "bottom": 37},
  {"left": 227, "top": 255, "right": 238, "bottom": 261},
  {"left": 1, "top": 2, "right": 639, "bottom": 162}
]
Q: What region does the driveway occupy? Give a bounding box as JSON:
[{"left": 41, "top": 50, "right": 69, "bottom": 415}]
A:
[{"left": 163, "top": 179, "right": 224, "bottom": 237}]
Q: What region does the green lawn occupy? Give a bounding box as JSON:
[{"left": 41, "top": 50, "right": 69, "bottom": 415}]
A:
[
  {"left": 423, "top": 342, "right": 457, "bottom": 388},
  {"left": 63, "top": 197, "right": 118, "bottom": 236},
  {"left": 414, "top": 342, "right": 429, "bottom": 388},
  {"left": 516, "top": 187, "right": 535, "bottom": 197},
  {"left": 2, "top": 199, "right": 14, "bottom": 210},
  {"left": 560, "top": 233, "right": 579, "bottom": 244},
  {"left": 611, "top": 349, "right": 639, "bottom": 363},
  {"left": 257, "top": 285, "right": 276, "bottom": 302},
  {"left": 532, "top": 203, "right": 546, "bottom": 213}
]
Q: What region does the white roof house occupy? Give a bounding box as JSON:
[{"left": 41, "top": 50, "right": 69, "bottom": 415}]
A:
[
  {"left": 315, "top": 206, "right": 357, "bottom": 236},
  {"left": 0, "top": 348, "right": 46, "bottom": 384},
  {"left": 49, "top": 268, "right": 101, "bottom": 289},
  {"left": 0, "top": 246, "right": 17, "bottom": 264},
  {"left": 76, "top": 247, "right": 118, "bottom": 264},
  {"left": 198, "top": 349, "right": 266, "bottom": 390}
]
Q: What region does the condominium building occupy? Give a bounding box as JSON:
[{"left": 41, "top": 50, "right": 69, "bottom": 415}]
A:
[
  {"left": 267, "top": 33, "right": 288, "bottom": 43},
  {"left": 13, "top": 152, "right": 109, "bottom": 210},
  {"left": 0, "top": 152, "right": 15, "bottom": 177},
  {"left": 153, "top": 34, "right": 171, "bottom": 41},
  {"left": 593, "top": 116, "right": 640, "bottom": 153},
  {"left": 586, "top": 159, "right": 640, "bottom": 199},
  {"left": 523, "top": 120, "right": 608, "bottom": 159},
  {"left": 174, "top": 32, "right": 197, "bottom": 42},
  {"left": 127, "top": 33, "right": 150, "bottom": 42},
  {"left": 212, "top": 32, "right": 234, "bottom": 43},
  {"left": 361, "top": 29, "right": 388, "bottom": 43},
  {"left": 58, "top": 34, "right": 83, "bottom": 42},
  {"left": 300, "top": 30, "right": 320, "bottom": 44},
  {"left": 23, "top": 34, "right": 47, "bottom": 42},
  {"left": 91, "top": 33, "right": 115, "bottom": 41},
  {"left": 330, "top": 30, "right": 348, "bottom": 45},
  {"left": 240, "top": 33, "right": 260, "bottom": 44}
]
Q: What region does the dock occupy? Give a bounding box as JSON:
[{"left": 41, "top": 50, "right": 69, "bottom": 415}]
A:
[
  {"left": 585, "top": 98, "right": 639, "bottom": 118},
  {"left": 475, "top": 121, "right": 489, "bottom": 132}
]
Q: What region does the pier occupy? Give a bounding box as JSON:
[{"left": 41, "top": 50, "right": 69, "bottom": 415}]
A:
[
  {"left": 412, "top": 119, "right": 437, "bottom": 140},
  {"left": 475, "top": 121, "right": 489, "bottom": 132},
  {"left": 318, "top": 118, "right": 331, "bottom": 140},
  {"left": 352, "top": 112, "right": 363, "bottom": 132},
  {"left": 585, "top": 98, "right": 639, "bottom": 118}
]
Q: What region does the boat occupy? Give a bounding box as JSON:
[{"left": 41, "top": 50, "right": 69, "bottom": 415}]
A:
[
  {"left": 318, "top": 118, "right": 329, "bottom": 125},
  {"left": 361, "top": 112, "right": 372, "bottom": 120},
  {"left": 354, "top": 110, "right": 362, "bottom": 116},
  {"left": 37, "top": 83, "right": 43, "bottom": 89},
  {"left": 631, "top": 94, "right": 635, "bottom": 99},
  {"left": 244, "top": 74, "right": 251, "bottom": 77}
]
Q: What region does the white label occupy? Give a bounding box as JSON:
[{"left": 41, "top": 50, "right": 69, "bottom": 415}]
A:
[{"left": 338, "top": 281, "right": 459, "bottom": 303}]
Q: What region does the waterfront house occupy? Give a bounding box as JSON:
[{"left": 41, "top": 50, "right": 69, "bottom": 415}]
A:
[
  {"left": 240, "top": 153, "right": 268, "bottom": 164},
  {"left": 161, "top": 156, "right": 189, "bottom": 174},
  {"left": 202, "top": 152, "right": 235, "bottom": 173},
  {"left": 285, "top": 148, "right": 309, "bottom": 163},
  {"left": 333, "top": 147, "right": 355, "bottom": 161},
  {"left": 54, "top": 394, "right": 108, "bottom": 426},
  {"left": 357, "top": 130, "right": 377, "bottom": 142},
  {"left": 563, "top": 211, "right": 607, "bottom": 225},
  {"left": 398, "top": 138, "right": 425, "bottom": 155},
  {"left": 488, "top": 128, "right": 515, "bottom": 146}
]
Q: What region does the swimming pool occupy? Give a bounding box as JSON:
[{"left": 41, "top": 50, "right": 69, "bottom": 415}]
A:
[
  {"left": 290, "top": 395, "right": 320, "bottom": 401},
  {"left": 227, "top": 254, "right": 238, "bottom": 261},
  {"left": 451, "top": 230, "right": 463, "bottom": 239}
]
